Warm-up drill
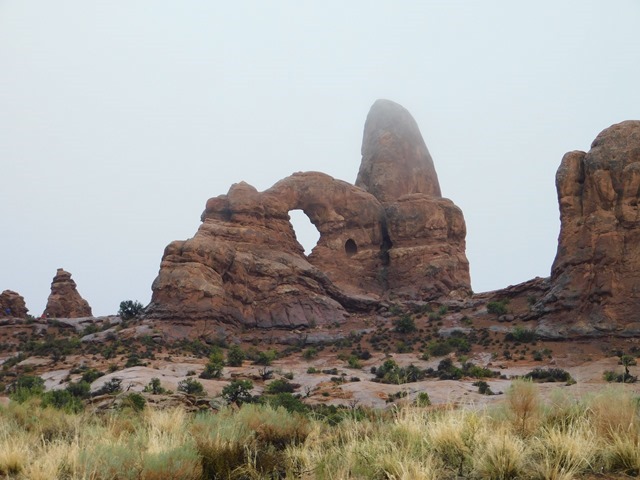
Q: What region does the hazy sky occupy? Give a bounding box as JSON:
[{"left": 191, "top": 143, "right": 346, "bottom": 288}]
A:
[{"left": 2, "top": 2, "right": 639, "bottom": 316}]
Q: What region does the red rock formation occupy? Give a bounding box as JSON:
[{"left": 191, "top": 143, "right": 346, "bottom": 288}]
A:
[
  {"left": 0, "top": 290, "right": 28, "bottom": 318},
  {"left": 43, "top": 268, "right": 92, "bottom": 318},
  {"left": 356, "top": 99, "right": 441, "bottom": 201},
  {"left": 537, "top": 121, "right": 640, "bottom": 337},
  {"left": 146, "top": 100, "right": 471, "bottom": 328}
]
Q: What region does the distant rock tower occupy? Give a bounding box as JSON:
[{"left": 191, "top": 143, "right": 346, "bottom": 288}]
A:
[
  {"left": 0, "top": 290, "right": 28, "bottom": 318},
  {"left": 43, "top": 268, "right": 92, "bottom": 318}
]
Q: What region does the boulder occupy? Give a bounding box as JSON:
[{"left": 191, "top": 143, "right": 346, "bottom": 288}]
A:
[
  {"left": 0, "top": 290, "right": 28, "bottom": 318},
  {"left": 43, "top": 268, "right": 92, "bottom": 318},
  {"left": 146, "top": 100, "right": 471, "bottom": 328},
  {"left": 538, "top": 121, "right": 640, "bottom": 336}
]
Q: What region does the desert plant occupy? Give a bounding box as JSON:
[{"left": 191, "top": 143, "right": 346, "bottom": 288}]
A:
[
  {"left": 487, "top": 300, "right": 509, "bottom": 316},
  {"left": 226, "top": 345, "right": 245, "bottom": 367},
  {"left": 221, "top": 380, "right": 253, "bottom": 405},
  {"left": 118, "top": 299, "right": 144, "bottom": 320},
  {"left": 177, "top": 378, "right": 205, "bottom": 396},
  {"left": 93, "top": 377, "right": 123, "bottom": 396},
  {"left": 143, "top": 377, "right": 168, "bottom": 395},
  {"left": 200, "top": 347, "right": 225, "bottom": 379},
  {"left": 394, "top": 314, "right": 416, "bottom": 334},
  {"left": 507, "top": 379, "right": 540, "bottom": 436}
]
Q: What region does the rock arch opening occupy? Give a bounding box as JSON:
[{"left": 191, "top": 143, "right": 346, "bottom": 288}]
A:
[
  {"left": 288, "top": 209, "right": 320, "bottom": 256},
  {"left": 345, "top": 238, "right": 358, "bottom": 257}
]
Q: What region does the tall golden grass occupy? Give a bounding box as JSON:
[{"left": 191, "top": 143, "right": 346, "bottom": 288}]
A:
[{"left": 0, "top": 382, "right": 638, "bottom": 479}]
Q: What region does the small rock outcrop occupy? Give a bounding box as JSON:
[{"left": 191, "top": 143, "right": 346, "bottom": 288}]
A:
[
  {"left": 146, "top": 100, "right": 470, "bottom": 328},
  {"left": 537, "top": 121, "right": 640, "bottom": 336},
  {"left": 0, "top": 290, "right": 28, "bottom": 318},
  {"left": 43, "top": 268, "right": 92, "bottom": 318}
]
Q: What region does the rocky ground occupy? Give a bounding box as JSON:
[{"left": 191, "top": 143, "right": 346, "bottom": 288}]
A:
[{"left": 2, "top": 290, "right": 639, "bottom": 411}]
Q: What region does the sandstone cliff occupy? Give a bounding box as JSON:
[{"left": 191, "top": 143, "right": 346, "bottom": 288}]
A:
[{"left": 533, "top": 121, "right": 640, "bottom": 337}]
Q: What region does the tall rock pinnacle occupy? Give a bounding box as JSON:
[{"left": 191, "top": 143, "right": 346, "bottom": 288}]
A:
[{"left": 356, "top": 99, "right": 441, "bottom": 202}]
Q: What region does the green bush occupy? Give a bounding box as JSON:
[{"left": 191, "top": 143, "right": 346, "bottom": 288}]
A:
[
  {"left": 302, "top": 347, "right": 318, "bottom": 360},
  {"left": 221, "top": 380, "right": 253, "bottom": 405},
  {"left": 93, "top": 377, "right": 123, "bottom": 396},
  {"left": 42, "top": 389, "right": 84, "bottom": 413},
  {"left": 226, "top": 345, "right": 245, "bottom": 367},
  {"left": 253, "top": 349, "right": 277, "bottom": 366},
  {"left": 178, "top": 378, "right": 205, "bottom": 396},
  {"left": 473, "top": 380, "right": 494, "bottom": 395},
  {"left": 118, "top": 300, "right": 144, "bottom": 320},
  {"left": 143, "top": 377, "right": 168, "bottom": 394},
  {"left": 506, "top": 326, "right": 537, "bottom": 343},
  {"left": 65, "top": 380, "right": 91, "bottom": 399},
  {"left": 265, "top": 378, "right": 296, "bottom": 394},
  {"left": 200, "top": 348, "right": 225, "bottom": 379},
  {"left": 9, "top": 375, "right": 45, "bottom": 402},
  {"left": 487, "top": 300, "right": 509, "bottom": 316},
  {"left": 120, "top": 392, "right": 146, "bottom": 411},
  {"left": 393, "top": 314, "right": 416, "bottom": 334},
  {"left": 523, "top": 368, "right": 574, "bottom": 384},
  {"left": 264, "top": 392, "right": 309, "bottom": 414},
  {"left": 415, "top": 391, "right": 431, "bottom": 407}
]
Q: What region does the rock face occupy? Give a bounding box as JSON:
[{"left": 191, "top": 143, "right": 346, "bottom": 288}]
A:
[
  {"left": 0, "top": 290, "right": 28, "bottom": 318},
  {"left": 43, "top": 268, "right": 92, "bottom": 318},
  {"left": 537, "top": 121, "right": 640, "bottom": 337},
  {"left": 356, "top": 99, "right": 441, "bottom": 202},
  {"left": 146, "top": 100, "right": 470, "bottom": 328}
]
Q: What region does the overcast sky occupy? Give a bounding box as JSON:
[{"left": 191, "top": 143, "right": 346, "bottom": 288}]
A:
[{"left": 2, "top": 1, "right": 639, "bottom": 317}]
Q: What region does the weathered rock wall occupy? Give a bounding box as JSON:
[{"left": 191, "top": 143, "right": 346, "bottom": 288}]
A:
[{"left": 535, "top": 121, "right": 640, "bottom": 336}]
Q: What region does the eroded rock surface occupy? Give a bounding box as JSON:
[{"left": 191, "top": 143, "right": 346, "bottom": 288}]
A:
[
  {"left": 0, "top": 290, "right": 28, "bottom": 318},
  {"left": 146, "top": 100, "right": 470, "bottom": 328},
  {"left": 43, "top": 268, "right": 92, "bottom": 318},
  {"left": 536, "top": 121, "right": 640, "bottom": 337}
]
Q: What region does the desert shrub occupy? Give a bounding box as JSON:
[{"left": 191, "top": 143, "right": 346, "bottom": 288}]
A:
[
  {"left": 415, "top": 391, "right": 431, "bottom": 406},
  {"left": 8, "top": 375, "right": 45, "bottom": 402},
  {"left": 347, "top": 355, "right": 362, "bottom": 369},
  {"left": 487, "top": 300, "right": 509, "bottom": 316},
  {"left": 222, "top": 379, "right": 253, "bottom": 405},
  {"left": 80, "top": 368, "right": 104, "bottom": 383},
  {"left": 427, "top": 335, "right": 471, "bottom": 357},
  {"left": 65, "top": 380, "right": 91, "bottom": 399},
  {"left": 41, "top": 389, "right": 84, "bottom": 413},
  {"left": 200, "top": 348, "right": 225, "bottom": 379},
  {"left": 306, "top": 367, "right": 319, "bottom": 374},
  {"left": 93, "top": 377, "right": 123, "bottom": 396},
  {"left": 177, "top": 378, "right": 205, "bottom": 396},
  {"left": 125, "top": 353, "right": 145, "bottom": 368},
  {"left": 394, "top": 314, "right": 416, "bottom": 334},
  {"left": 118, "top": 299, "right": 144, "bottom": 320},
  {"left": 253, "top": 349, "right": 277, "bottom": 366},
  {"left": 120, "top": 392, "right": 146, "bottom": 412},
  {"left": 302, "top": 347, "right": 318, "bottom": 360},
  {"left": 265, "top": 378, "right": 296, "bottom": 394},
  {"left": 373, "top": 359, "right": 426, "bottom": 384},
  {"left": 143, "top": 377, "right": 168, "bottom": 394},
  {"left": 506, "top": 326, "right": 537, "bottom": 343},
  {"left": 226, "top": 344, "right": 245, "bottom": 366},
  {"left": 523, "top": 367, "right": 574, "bottom": 384},
  {"left": 264, "top": 392, "right": 309, "bottom": 414},
  {"left": 507, "top": 379, "right": 541, "bottom": 436},
  {"left": 473, "top": 380, "right": 494, "bottom": 395}
]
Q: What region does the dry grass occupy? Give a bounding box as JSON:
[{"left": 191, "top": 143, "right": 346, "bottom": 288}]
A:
[{"left": 0, "top": 384, "right": 638, "bottom": 479}]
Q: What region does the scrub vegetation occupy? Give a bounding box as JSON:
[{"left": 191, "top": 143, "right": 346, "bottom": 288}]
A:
[{"left": 1, "top": 381, "right": 639, "bottom": 479}]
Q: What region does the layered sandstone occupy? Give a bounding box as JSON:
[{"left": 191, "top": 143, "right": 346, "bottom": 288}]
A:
[
  {"left": 146, "top": 100, "right": 470, "bottom": 328},
  {"left": 536, "top": 121, "right": 640, "bottom": 336},
  {"left": 43, "top": 268, "right": 92, "bottom": 318},
  {"left": 0, "top": 290, "right": 28, "bottom": 318}
]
